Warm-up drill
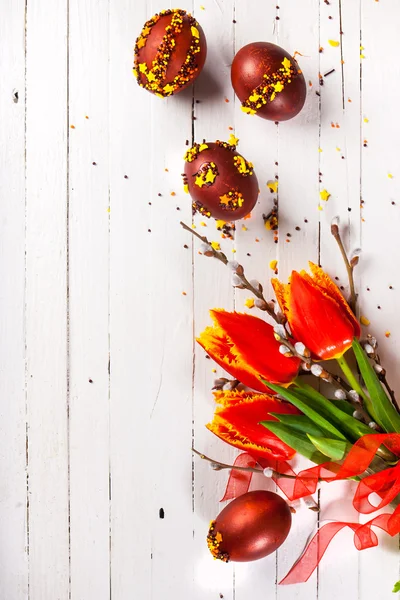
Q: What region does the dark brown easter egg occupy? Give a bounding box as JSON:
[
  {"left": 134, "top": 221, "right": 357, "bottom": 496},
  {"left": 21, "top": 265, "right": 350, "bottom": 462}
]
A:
[
  {"left": 207, "top": 490, "right": 292, "bottom": 562},
  {"left": 134, "top": 9, "right": 207, "bottom": 97},
  {"left": 183, "top": 139, "right": 259, "bottom": 221},
  {"left": 231, "top": 42, "right": 306, "bottom": 121}
]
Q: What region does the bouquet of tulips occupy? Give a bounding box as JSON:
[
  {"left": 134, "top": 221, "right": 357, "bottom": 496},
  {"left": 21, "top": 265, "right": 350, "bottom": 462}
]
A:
[{"left": 182, "top": 219, "right": 400, "bottom": 585}]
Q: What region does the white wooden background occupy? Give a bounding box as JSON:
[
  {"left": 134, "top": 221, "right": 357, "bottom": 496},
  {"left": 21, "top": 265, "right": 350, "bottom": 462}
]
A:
[{"left": 1, "top": 0, "right": 400, "bottom": 598}]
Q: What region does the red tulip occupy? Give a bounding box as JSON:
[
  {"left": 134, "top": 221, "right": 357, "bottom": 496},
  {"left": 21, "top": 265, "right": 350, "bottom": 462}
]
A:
[
  {"left": 197, "top": 309, "right": 301, "bottom": 392},
  {"left": 206, "top": 389, "right": 300, "bottom": 461},
  {"left": 272, "top": 262, "right": 360, "bottom": 360}
]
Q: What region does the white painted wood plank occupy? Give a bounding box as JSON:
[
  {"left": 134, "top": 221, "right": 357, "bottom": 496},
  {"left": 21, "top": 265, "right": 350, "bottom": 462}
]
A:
[
  {"left": 25, "top": 1, "right": 70, "bottom": 598},
  {"left": 317, "top": 1, "right": 362, "bottom": 598},
  {"left": 68, "top": 1, "right": 111, "bottom": 598},
  {"left": 359, "top": 1, "right": 400, "bottom": 598},
  {"left": 145, "top": 3, "right": 196, "bottom": 597},
  {"left": 274, "top": 3, "right": 321, "bottom": 599},
  {"left": 0, "top": 2, "right": 28, "bottom": 598},
  {"left": 232, "top": 4, "right": 283, "bottom": 600},
  {"left": 109, "top": 1, "right": 152, "bottom": 598},
  {"left": 191, "top": 0, "right": 236, "bottom": 597}
]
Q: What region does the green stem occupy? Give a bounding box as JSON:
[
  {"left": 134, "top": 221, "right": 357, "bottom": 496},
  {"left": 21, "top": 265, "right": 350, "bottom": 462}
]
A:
[{"left": 336, "top": 354, "right": 370, "bottom": 406}]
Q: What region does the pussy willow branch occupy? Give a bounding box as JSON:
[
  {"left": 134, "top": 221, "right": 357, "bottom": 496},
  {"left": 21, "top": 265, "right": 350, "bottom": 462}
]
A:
[
  {"left": 180, "top": 221, "right": 282, "bottom": 324},
  {"left": 331, "top": 222, "right": 357, "bottom": 313},
  {"left": 278, "top": 337, "right": 373, "bottom": 426}
]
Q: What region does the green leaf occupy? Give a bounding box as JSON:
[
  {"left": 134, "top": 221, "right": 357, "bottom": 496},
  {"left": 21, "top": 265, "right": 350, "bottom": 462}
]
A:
[
  {"left": 307, "top": 435, "right": 349, "bottom": 461},
  {"left": 294, "top": 382, "right": 374, "bottom": 442},
  {"left": 265, "top": 381, "right": 347, "bottom": 441},
  {"left": 269, "top": 413, "right": 326, "bottom": 438},
  {"left": 330, "top": 400, "right": 355, "bottom": 416},
  {"left": 392, "top": 581, "right": 400, "bottom": 593},
  {"left": 260, "top": 421, "right": 327, "bottom": 464},
  {"left": 352, "top": 338, "right": 400, "bottom": 433}
]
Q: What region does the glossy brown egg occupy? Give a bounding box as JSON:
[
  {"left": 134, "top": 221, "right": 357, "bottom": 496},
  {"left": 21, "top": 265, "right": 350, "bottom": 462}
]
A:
[
  {"left": 207, "top": 490, "right": 292, "bottom": 562},
  {"left": 134, "top": 9, "right": 207, "bottom": 97},
  {"left": 231, "top": 42, "right": 306, "bottom": 121},
  {"left": 183, "top": 140, "right": 259, "bottom": 221}
]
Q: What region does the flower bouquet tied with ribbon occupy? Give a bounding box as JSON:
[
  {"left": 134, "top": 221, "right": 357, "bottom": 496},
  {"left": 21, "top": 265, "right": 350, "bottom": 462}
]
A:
[{"left": 182, "top": 218, "right": 400, "bottom": 585}]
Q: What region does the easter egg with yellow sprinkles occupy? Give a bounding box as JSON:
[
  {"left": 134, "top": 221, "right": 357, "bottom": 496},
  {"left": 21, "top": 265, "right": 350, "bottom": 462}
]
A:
[
  {"left": 183, "top": 139, "right": 259, "bottom": 221},
  {"left": 134, "top": 9, "right": 207, "bottom": 97},
  {"left": 231, "top": 42, "right": 306, "bottom": 121}
]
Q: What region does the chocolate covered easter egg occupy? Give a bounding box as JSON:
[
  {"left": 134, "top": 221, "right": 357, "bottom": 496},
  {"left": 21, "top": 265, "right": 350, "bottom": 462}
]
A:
[
  {"left": 183, "top": 138, "right": 259, "bottom": 221},
  {"left": 231, "top": 42, "right": 306, "bottom": 121},
  {"left": 134, "top": 9, "right": 207, "bottom": 97},
  {"left": 207, "top": 490, "right": 292, "bottom": 562}
]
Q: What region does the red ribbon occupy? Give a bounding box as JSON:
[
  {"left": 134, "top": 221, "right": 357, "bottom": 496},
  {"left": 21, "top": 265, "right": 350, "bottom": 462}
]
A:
[{"left": 221, "top": 434, "right": 400, "bottom": 584}]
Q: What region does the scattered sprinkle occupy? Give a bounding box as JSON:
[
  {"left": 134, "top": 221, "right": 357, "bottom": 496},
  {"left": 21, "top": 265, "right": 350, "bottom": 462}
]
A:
[
  {"left": 320, "top": 189, "right": 331, "bottom": 201},
  {"left": 85, "top": 116, "right": 89, "bottom": 119},
  {"left": 171, "top": 191, "right": 176, "bottom": 196},
  {"left": 107, "top": 207, "right": 110, "bottom": 213},
  {"left": 212, "top": 368, "right": 217, "bottom": 373},
  {"left": 165, "top": 168, "right": 169, "bottom": 172},
  {"left": 225, "top": 97, "right": 230, "bottom": 103},
  {"left": 269, "top": 259, "right": 278, "bottom": 271},
  {"left": 200, "top": 221, "right": 207, "bottom": 227},
  {"left": 232, "top": 248, "right": 237, "bottom": 253},
  {"left": 245, "top": 298, "right": 255, "bottom": 309},
  {"left": 70, "top": 125, "right": 76, "bottom": 129},
  {"left": 211, "top": 241, "right": 221, "bottom": 251},
  {"left": 182, "top": 292, "right": 187, "bottom": 296},
  {"left": 336, "top": 147, "right": 341, "bottom": 152},
  {"left": 318, "top": 205, "right": 323, "bottom": 211},
  {"left": 364, "top": 117, "right": 369, "bottom": 123},
  {"left": 242, "top": 225, "right": 248, "bottom": 231},
  {"left": 388, "top": 173, "right": 394, "bottom": 179},
  {"left": 385, "top": 331, "right": 391, "bottom": 338},
  {"left": 360, "top": 316, "right": 370, "bottom": 326},
  {"left": 267, "top": 180, "right": 279, "bottom": 193},
  {"left": 200, "top": 4, "right": 205, "bottom": 8},
  {"left": 328, "top": 40, "right": 340, "bottom": 47},
  {"left": 318, "top": 147, "right": 323, "bottom": 153},
  {"left": 228, "top": 133, "right": 239, "bottom": 146}
]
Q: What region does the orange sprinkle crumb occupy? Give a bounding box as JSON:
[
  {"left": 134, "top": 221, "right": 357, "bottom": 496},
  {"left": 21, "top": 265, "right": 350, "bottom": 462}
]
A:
[
  {"left": 360, "top": 316, "right": 370, "bottom": 326},
  {"left": 70, "top": 125, "right": 75, "bottom": 129},
  {"left": 200, "top": 221, "right": 207, "bottom": 227},
  {"left": 228, "top": 126, "right": 234, "bottom": 130},
  {"left": 165, "top": 168, "right": 169, "bottom": 172},
  {"left": 255, "top": 238, "right": 260, "bottom": 242},
  {"left": 170, "top": 191, "right": 176, "bottom": 196},
  {"left": 348, "top": 98, "right": 352, "bottom": 103},
  {"left": 182, "top": 291, "right": 187, "bottom": 296},
  {"left": 225, "top": 98, "right": 230, "bottom": 103},
  {"left": 244, "top": 213, "right": 252, "bottom": 220},
  {"left": 212, "top": 368, "right": 217, "bottom": 373},
  {"left": 385, "top": 331, "right": 391, "bottom": 338}
]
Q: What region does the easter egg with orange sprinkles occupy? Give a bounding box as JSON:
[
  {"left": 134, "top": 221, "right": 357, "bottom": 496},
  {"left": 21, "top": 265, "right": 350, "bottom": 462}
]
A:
[
  {"left": 207, "top": 490, "right": 292, "bottom": 562},
  {"left": 183, "top": 139, "right": 259, "bottom": 221},
  {"left": 134, "top": 9, "right": 207, "bottom": 97},
  {"left": 231, "top": 42, "right": 306, "bottom": 121}
]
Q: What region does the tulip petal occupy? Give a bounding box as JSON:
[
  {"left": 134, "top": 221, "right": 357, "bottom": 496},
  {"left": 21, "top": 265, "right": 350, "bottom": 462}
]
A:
[
  {"left": 207, "top": 390, "right": 299, "bottom": 460},
  {"left": 210, "top": 310, "right": 301, "bottom": 384},
  {"left": 307, "top": 262, "right": 360, "bottom": 337},
  {"left": 287, "top": 271, "right": 357, "bottom": 360},
  {"left": 197, "top": 325, "right": 270, "bottom": 392}
]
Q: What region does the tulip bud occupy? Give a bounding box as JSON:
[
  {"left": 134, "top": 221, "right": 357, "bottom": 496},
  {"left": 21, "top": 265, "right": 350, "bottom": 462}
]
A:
[
  {"left": 348, "top": 390, "right": 360, "bottom": 403},
  {"left": 350, "top": 248, "right": 361, "bottom": 268},
  {"left": 334, "top": 389, "right": 347, "bottom": 400}
]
